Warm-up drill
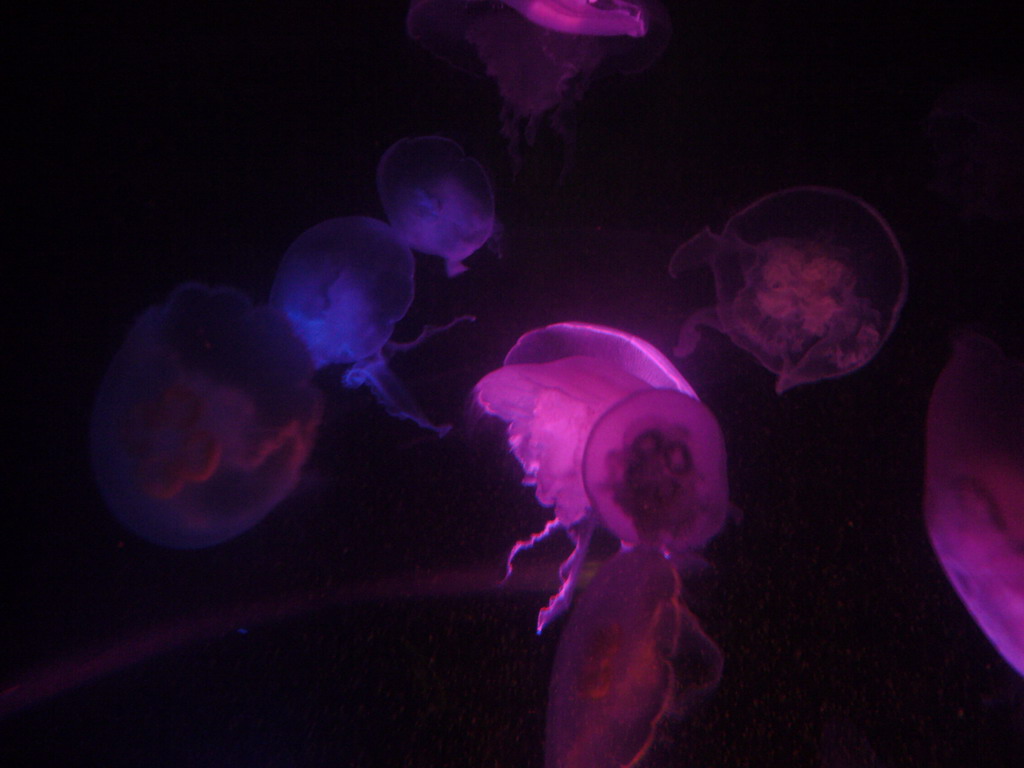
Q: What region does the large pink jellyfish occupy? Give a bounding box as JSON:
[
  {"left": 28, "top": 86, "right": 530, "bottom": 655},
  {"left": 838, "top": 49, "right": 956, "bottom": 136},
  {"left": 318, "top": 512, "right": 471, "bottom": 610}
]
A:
[
  {"left": 924, "top": 332, "right": 1024, "bottom": 677},
  {"left": 474, "top": 322, "right": 729, "bottom": 631},
  {"left": 406, "top": 0, "right": 671, "bottom": 165},
  {"left": 90, "top": 283, "right": 323, "bottom": 548},
  {"left": 672, "top": 186, "right": 908, "bottom": 394}
]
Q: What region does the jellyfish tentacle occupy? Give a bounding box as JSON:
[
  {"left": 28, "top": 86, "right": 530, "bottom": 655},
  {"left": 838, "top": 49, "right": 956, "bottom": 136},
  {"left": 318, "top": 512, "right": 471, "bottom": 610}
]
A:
[
  {"left": 385, "top": 314, "right": 476, "bottom": 354},
  {"left": 344, "top": 355, "right": 451, "bottom": 436},
  {"left": 536, "top": 515, "right": 597, "bottom": 633},
  {"left": 675, "top": 305, "right": 720, "bottom": 358}
]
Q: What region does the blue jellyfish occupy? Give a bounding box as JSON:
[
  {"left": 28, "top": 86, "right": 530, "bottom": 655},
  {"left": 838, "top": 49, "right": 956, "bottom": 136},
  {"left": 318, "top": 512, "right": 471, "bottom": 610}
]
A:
[
  {"left": 671, "top": 186, "right": 908, "bottom": 394},
  {"left": 90, "top": 283, "right": 323, "bottom": 549},
  {"left": 925, "top": 332, "right": 1024, "bottom": 677},
  {"left": 377, "top": 136, "right": 496, "bottom": 277},
  {"left": 474, "top": 322, "right": 730, "bottom": 631},
  {"left": 270, "top": 216, "right": 468, "bottom": 435},
  {"left": 406, "top": 0, "right": 671, "bottom": 167}
]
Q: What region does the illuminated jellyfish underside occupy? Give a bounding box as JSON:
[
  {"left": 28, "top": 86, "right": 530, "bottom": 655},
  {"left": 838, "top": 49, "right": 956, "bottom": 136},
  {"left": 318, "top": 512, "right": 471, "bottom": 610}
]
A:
[
  {"left": 475, "top": 321, "right": 716, "bottom": 630},
  {"left": 924, "top": 332, "right": 1024, "bottom": 677}
]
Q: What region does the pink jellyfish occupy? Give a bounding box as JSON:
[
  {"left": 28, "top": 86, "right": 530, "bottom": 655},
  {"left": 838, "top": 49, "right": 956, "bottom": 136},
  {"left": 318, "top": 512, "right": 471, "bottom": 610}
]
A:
[
  {"left": 545, "top": 546, "right": 722, "bottom": 768},
  {"left": 376, "top": 136, "right": 496, "bottom": 277},
  {"left": 474, "top": 322, "right": 729, "bottom": 631},
  {"left": 90, "top": 283, "right": 323, "bottom": 548},
  {"left": 672, "top": 186, "right": 908, "bottom": 394},
  {"left": 924, "top": 332, "right": 1024, "bottom": 676},
  {"left": 406, "top": 0, "right": 671, "bottom": 166}
]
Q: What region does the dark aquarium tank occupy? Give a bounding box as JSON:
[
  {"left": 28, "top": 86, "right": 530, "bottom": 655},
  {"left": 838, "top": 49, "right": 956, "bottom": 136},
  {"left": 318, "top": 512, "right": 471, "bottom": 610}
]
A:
[{"left": 4, "top": 1, "right": 1022, "bottom": 766}]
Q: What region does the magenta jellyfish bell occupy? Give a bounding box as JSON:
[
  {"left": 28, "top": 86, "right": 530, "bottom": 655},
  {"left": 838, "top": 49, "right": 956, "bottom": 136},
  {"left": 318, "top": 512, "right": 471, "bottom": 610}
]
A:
[
  {"left": 924, "top": 332, "right": 1024, "bottom": 677},
  {"left": 90, "top": 284, "right": 323, "bottom": 548},
  {"left": 671, "top": 186, "right": 908, "bottom": 394},
  {"left": 474, "top": 322, "right": 729, "bottom": 631},
  {"left": 406, "top": 0, "right": 671, "bottom": 165},
  {"left": 376, "top": 136, "right": 495, "bottom": 277},
  {"left": 583, "top": 388, "right": 729, "bottom": 556}
]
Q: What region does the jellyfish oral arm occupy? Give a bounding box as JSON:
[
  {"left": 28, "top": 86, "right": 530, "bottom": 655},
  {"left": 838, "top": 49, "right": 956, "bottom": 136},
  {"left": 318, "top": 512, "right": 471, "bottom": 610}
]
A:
[
  {"left": 501, "top": 0, "right": 648, "bottom": 38},
  {"left": 384, "top": 314, "right": 476, "bottom": 354},
  {"left": 343, "top": 355, "right": 450, "bottom": 436}
]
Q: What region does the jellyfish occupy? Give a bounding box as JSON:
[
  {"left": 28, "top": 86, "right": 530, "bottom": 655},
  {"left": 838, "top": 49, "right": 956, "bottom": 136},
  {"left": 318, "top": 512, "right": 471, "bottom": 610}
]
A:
[
  {"left": 545, "top": 546, "right": 722, "bottom": 768},
  {"left": 474, "top": 322, "right": 729, "bottom": 630},
  {"left": 925, "top": 81, "right": 1024, "bottom": 221},
  {"left": 582, "top": 388, "right": 730, "bottom": 557},
  {"left": 376, "top": 136, "right": 496, "bottom": 277},
  {"left": 406, "top": 0, "right": 671, "bottom": 166},
  {"left": 924, "top": 332, "right": 1024, "bottom": 677},
  {"left": 270, "top": 216, "right": 469, "bottom": 435},
  {"left": 90, "top": 283, "right": 323, "bottom": 549},
  {"left": 671, "top": 186, "right": 908, "bottom": 394}
]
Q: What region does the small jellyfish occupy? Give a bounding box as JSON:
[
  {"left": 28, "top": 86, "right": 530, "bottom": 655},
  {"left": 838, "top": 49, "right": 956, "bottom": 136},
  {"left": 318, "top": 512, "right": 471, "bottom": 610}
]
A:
[
  {"left": 474, "top": 322, "right": 710, "bottom": 630},
  {"left": 270, "top": 216, "right": 468, "bottom": 435},
  {"left": 924, "top": 332, "right": 1024, "bottom": 677},
  {"left": 671, "top": 186, "right": 908, "bottom": 394},
  {"left": 377, "top": 136, "right": 496, "bottom": 277},
  {"left": 545, "top": 546, "right": 722, "bottom": 768},
  {"left": 925, "top": 81, "right": 1024, "bottom": 221},
  {"left": 406, "top": 0, "right": 671, "bottom": 166},
  {"left": 90, "top": 283, "right": 323, "bottom": 548}
]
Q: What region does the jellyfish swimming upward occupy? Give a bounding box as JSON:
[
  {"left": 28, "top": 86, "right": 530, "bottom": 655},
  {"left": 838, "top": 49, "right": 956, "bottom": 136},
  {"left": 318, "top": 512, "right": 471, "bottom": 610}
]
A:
[
  {"left": 474, "top": 322, "right": 729, "bottom": 630},
  {"left": 270, "top": 216, "right": 467, "bottom": 435},
  {"left": 90, "top": 283, "right": 323, "bottom": 548},
  {"left": 406, "top": 0, "right": 671, "bottom": 165},
  {"left": 671, "top": 186, "right": 908, "bottom": 393},
  {"left": 377, "top": 136, "right": 495, "bottom": 277},
  {"left": 924, "top": 332, "right": 1024, "bottom": 677}
]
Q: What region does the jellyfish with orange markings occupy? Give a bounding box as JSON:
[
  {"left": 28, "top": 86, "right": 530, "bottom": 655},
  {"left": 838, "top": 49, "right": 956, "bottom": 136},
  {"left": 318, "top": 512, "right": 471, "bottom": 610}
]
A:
[
  {"left": 90, "top": 283, "right": 322, "bottom": 549},
  {"left": 672, "top": 186, "right": 908, "bottom": 394}
]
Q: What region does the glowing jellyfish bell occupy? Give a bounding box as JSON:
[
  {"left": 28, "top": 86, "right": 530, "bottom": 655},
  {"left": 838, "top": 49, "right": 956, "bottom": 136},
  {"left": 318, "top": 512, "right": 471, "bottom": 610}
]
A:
[
  {"left": 90, "top": 283, "right": 323, "bottom": 548},
  {"left": 376, "top": 136, "right": 496, "bottom": 277},
  {"left": 406, "top": 0, "right": 671, "bottom": 165},
  {"left": 270, "top": 216, "right": 466, "bottom": 435},
  {"left": 672, "top": 186, "right": 908, "bottom": 394},
  {"left": 475, "top": 322, "right": 722, "bottom": 630},
  {"left": 583, "top": 388, "right": 729, "bottom": 555},
  {"left": 924, "top": 332, "right": 1024, "bottom": 677}
]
